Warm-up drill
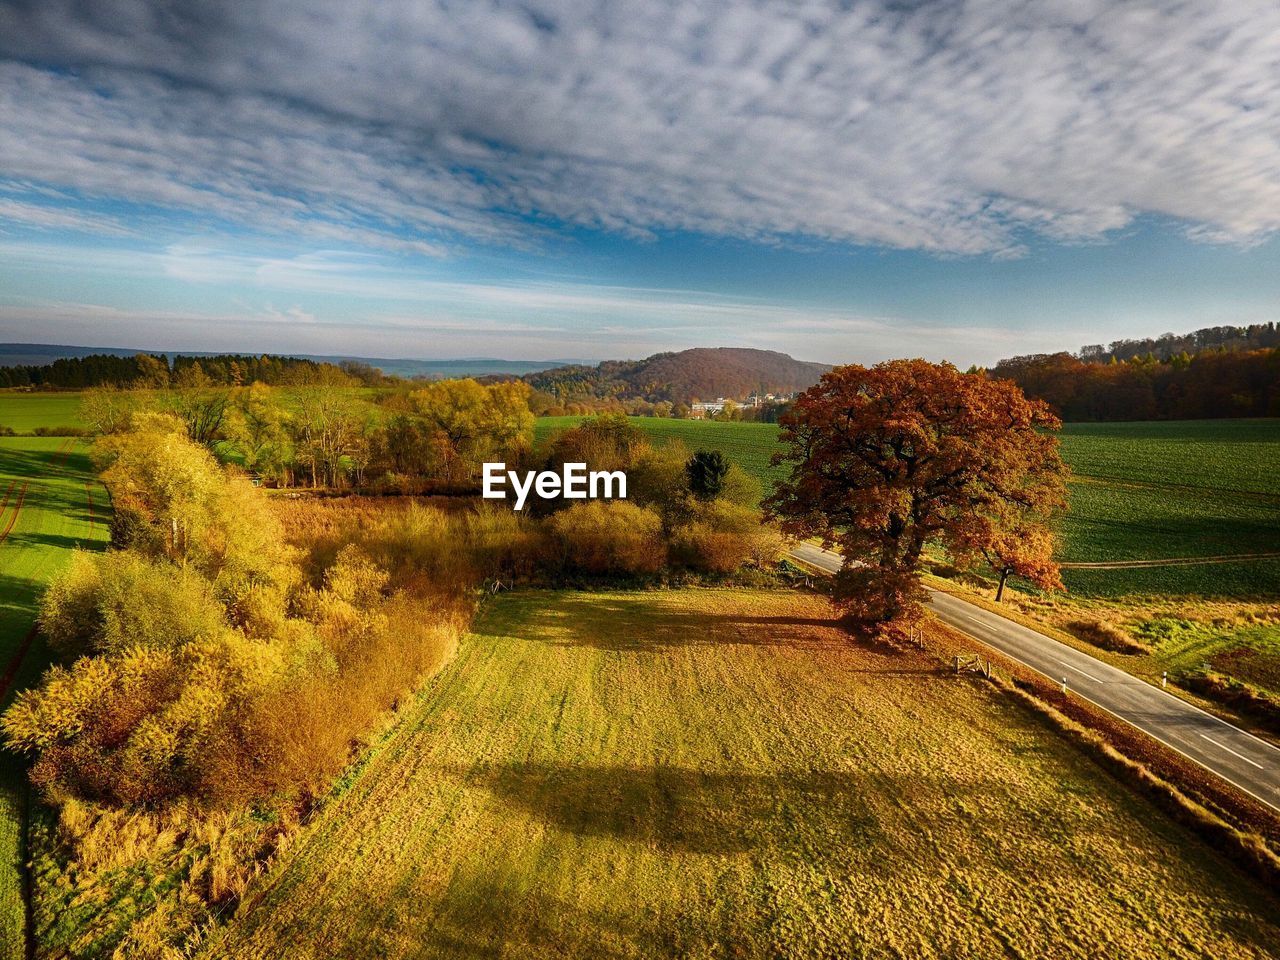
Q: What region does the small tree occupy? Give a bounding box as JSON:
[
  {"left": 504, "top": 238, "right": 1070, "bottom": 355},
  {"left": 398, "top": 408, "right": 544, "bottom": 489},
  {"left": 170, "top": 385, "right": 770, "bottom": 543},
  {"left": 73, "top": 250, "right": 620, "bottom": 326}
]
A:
[
  {"left": 766, "top": 359, "right": 1068, "bottom": 631},
  {"left": 685, "top": 450, "right": 729, "bottom": 499}
]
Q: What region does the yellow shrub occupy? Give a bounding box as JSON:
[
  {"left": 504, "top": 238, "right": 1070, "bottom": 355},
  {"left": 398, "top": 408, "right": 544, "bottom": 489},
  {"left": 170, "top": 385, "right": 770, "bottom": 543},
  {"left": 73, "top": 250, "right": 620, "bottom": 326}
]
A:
[{"left": 547, "top": 501, "right": 667, "bottom": 576}]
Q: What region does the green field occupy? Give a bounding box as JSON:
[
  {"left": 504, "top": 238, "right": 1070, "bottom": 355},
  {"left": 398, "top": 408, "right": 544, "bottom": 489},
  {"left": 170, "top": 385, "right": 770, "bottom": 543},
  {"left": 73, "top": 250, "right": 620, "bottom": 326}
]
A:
[
  {"left": 537, "top": 416, "right": 785, "bottom": 487},
  {"left": 0, "top": 393, "right": 86, "bottom": 434},
  {"left": 537, "top": 416, "right": 1280, "bottom": 598},
  {"left": 0, "top": 436, "right": 110, "bottom": 954},
  {"left": 205, "top": 588, "right": 1280, "bottom": 958}
]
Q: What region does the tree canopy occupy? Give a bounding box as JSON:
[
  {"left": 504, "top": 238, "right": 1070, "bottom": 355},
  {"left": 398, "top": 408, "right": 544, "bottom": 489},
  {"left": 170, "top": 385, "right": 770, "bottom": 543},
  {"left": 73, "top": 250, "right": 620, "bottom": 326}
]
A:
[{"left": 766, "top": 359, "right": 1068, "bottom": 629}]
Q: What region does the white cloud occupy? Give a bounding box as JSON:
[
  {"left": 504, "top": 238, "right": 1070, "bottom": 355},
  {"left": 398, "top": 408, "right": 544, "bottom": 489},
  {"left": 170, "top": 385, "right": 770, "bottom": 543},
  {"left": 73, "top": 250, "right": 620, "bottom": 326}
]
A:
[
  {"left": 0, "top": 197, "right": 135, "bottom": 236},
  {"left": 0, "top": 1, "right": 1277, "bottom": 255}
]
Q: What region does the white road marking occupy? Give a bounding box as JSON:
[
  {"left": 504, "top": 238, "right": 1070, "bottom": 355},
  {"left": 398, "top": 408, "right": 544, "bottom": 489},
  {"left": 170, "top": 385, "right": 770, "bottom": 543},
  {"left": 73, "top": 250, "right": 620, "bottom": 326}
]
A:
[
  {"left": 1199, "top": 734, "right": 1265, "bottom": 769},
  {"left": 1057, "top": 660, "right": 1104, "bottom": 683}
]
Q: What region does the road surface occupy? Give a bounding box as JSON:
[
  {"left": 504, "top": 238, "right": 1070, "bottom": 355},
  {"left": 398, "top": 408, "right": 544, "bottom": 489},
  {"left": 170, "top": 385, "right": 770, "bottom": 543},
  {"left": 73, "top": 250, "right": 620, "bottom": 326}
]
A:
[{"left": 789, "top": 541, "right": 1280, "bottom": 812}]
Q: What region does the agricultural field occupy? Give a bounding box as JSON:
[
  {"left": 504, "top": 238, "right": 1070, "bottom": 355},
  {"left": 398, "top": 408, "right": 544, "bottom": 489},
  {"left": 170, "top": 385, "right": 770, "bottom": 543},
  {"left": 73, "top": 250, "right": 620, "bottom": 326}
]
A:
[
  {"left": 205, "top": 588, "right": 1279, "bottom": 958},
  {"left": 0, "top": 392, "right": 86, "bottom": 434},
  {"left": 1054, "top": 420, "right": 1280, "bottom": 597},
  {"left": 0, "top": 435, "right": 109, "bottom": 954}
]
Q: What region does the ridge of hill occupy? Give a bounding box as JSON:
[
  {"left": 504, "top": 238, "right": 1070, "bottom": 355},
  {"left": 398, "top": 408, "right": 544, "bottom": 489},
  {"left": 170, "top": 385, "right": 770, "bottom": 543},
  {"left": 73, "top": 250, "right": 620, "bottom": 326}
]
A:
[{"left": 524, "top": 347, "right": 830, "bottom": 404}]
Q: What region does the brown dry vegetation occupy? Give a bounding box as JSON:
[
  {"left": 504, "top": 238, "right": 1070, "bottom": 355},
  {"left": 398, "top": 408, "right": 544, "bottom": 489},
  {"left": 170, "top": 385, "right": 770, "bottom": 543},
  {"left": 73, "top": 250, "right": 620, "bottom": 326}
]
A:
[{"left": 206, "top": 588, "right": 1280, "bottom": 959}]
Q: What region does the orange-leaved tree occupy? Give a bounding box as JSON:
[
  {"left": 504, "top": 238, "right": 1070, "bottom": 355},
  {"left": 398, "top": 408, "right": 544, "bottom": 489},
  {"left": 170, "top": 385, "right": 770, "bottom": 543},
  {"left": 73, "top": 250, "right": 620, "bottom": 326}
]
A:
[{"left": 765, "top": 359, "right": 1068, "bottom": 630}]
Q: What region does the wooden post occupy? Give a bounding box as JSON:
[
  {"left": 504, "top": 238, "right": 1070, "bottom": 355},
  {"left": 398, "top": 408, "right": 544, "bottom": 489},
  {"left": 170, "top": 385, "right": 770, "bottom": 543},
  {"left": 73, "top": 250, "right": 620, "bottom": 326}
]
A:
[
  {"left": 954, "top": 656, "right": 961, "bottom": 674},
  {"left": 995, "top": 567, "right": 1011, "bottom": 603}
]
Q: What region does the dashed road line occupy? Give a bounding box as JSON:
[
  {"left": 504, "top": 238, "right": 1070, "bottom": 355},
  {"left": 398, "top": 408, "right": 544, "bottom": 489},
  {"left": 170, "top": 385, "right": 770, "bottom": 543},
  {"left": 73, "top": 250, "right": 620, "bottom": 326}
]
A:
[
  {"left": 1057, "top": 659, "right": 1104, "bottom": 683},
  {"left": 1199, "top": 734, "right": 1265, "bottom": 769}
]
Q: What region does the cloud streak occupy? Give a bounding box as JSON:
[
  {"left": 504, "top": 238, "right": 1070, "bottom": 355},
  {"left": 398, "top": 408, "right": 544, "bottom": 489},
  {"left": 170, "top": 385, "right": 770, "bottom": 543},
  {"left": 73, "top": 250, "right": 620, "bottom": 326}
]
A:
[{"left": 0, "top": 0, "right": 1278, "bottom": 257}]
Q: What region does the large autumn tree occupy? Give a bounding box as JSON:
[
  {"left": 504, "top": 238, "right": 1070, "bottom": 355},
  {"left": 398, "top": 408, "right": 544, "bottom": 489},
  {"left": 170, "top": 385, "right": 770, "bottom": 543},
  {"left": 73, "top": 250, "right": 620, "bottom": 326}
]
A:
[{"left": 765, "top": 359, "right": 1068, "bottom": 629}]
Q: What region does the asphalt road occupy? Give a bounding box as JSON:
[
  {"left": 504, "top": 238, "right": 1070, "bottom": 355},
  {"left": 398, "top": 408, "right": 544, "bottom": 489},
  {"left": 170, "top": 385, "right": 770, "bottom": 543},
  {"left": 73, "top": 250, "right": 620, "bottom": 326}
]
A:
[{"left": 790, "top": 541, "right": 1280, "bottom": 812}]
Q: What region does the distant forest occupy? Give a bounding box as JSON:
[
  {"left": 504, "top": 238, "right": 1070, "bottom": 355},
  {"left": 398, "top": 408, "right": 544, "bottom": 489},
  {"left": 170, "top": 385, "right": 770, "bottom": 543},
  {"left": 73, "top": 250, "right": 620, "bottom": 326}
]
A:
[
  {"left": 0, "top": 352, "right": 376, "bottom": 389},
  {"left": 993, "top": 323, "right": 1280, "bottom": 421}
]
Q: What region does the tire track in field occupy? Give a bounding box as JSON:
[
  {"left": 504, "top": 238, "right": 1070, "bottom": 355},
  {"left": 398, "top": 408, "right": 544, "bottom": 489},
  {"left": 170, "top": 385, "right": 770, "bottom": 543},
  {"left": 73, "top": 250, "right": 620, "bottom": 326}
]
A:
[
  {"left": 0, "top": 483, "right": 30, "bottom": 548},
  {"left": 0, "top": 439, "right": 79, "bottom": 549},
  {"left": 0, "top": 625, "right": 37, "bottom": 703},
  {"left": 1061, "top": 551, "right": 1280, "bottom": 569},
  {"left": 0, "top": 440, "right": 90, "bottom": 960}
]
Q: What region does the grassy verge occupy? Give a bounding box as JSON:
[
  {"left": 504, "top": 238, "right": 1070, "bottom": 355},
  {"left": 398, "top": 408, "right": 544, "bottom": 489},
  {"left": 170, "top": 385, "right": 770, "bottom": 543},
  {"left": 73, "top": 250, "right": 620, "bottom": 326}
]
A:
[{"left": 206, "top": 588, "right": 1280, "bottom": 958}]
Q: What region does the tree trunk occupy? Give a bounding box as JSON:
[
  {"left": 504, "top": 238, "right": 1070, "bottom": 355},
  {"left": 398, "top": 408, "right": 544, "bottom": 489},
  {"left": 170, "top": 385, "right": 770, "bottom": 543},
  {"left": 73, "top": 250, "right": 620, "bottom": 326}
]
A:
[{"left": 995, "top": 567, "right": 1011, "bottom": 602}]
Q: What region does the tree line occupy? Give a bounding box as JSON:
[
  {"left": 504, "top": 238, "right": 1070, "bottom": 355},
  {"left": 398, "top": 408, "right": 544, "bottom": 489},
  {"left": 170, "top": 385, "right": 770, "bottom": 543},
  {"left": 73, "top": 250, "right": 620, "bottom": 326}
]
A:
[
  {"left": 991, "top": 347, "right": 1280, "bottom": 421},
  {"left": 0, "top": 351, "right": 363, "bottom": 389},
  {"left": 1079, "top": 322, "right": 1280, "bottom": 363}
]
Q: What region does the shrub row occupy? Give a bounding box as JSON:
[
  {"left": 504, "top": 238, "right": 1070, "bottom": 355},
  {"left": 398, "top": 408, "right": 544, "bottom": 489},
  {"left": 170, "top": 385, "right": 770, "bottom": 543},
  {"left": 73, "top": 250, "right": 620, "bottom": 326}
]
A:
[{"left": 1066, "top": 618, "right": 1151, "bottom": 655}]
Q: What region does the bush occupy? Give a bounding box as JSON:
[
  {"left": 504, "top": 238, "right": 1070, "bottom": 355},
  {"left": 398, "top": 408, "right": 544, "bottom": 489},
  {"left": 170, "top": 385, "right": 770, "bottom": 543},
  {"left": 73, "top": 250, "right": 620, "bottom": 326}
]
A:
[
  {"left": 3, "top": 632, "right": 282, "bottom": 806},
  {"left": 1180, "top": 670, "right": 1280, "bottom": 734},
  {"left": 1067, "top": 619, "right": 1151, "bottom": 655},
  {"left": 10, "top": 432, "right": 472, "bottom": 811},
  {"left": 670, "top": 501, "right": 783, "bottom": 574},
  {"left": 34, "top": 425, "right": 89, "bottom": 437},
  {"left": 832, "top": 565, "right": 926, "bottom": 631},
  {"left": 547, "top": 501, "right": 666, "bottom": 577},
  {"left": 39, "top": 551, "right": 226, "bottom": 658}
]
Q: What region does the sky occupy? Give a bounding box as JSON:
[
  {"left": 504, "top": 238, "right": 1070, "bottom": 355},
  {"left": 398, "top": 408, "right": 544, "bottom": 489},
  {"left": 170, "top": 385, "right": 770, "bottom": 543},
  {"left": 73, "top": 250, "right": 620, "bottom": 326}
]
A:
[{"left": 1, "top": 1, "right": 1279, "bottom": 367}]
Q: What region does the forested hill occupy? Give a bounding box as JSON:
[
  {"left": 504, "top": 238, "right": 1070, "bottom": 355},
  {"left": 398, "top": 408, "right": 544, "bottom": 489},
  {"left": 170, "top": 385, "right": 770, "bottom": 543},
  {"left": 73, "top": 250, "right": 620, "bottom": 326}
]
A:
[
  {"left": 1078, "top": 323, "right": 1280, "bottom": 363},
  {"left": 992, "top": 323, "right": 1280, "bottom": 421},
  {"left": 524, "top": 348, "right": 830, "bottom": 403}
]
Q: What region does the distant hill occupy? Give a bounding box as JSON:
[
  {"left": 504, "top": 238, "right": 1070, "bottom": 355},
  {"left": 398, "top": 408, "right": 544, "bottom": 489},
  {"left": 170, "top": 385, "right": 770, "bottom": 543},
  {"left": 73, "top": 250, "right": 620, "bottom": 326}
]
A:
[
  {"left": 525, "top": 348, "right": 830, "bottom": 404},
  {"left": 0, "top": 343, "right": 586, "bottom": 381}
]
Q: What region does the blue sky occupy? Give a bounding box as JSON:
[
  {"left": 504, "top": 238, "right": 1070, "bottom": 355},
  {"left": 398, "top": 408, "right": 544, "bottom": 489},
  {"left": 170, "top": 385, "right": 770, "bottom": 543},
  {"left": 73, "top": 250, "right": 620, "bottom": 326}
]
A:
[{"left": 1, "top": 1, "right": 1278, "bottom": 366}]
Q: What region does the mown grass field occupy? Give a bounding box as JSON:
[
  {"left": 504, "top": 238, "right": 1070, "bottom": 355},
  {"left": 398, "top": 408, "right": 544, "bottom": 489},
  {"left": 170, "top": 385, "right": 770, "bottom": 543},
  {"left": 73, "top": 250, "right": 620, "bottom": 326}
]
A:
[
  {"left": 0, "top": 436, "right": 109, "bottom": 955},
  {"left": 0, "top": 392, "right": 86, "bottom": 433},
  {"left": 206, "top": 588, "right": 1280, "bottom": 959},
  {"left": 538, "top": 416, "right": 1280, "bottom": 598}
]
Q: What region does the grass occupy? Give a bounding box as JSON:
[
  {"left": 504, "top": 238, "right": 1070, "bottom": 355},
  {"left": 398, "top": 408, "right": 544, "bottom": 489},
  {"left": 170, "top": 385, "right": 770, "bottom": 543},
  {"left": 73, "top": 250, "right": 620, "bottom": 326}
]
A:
[
  {"left": 205, "top": 588, "right": 1280, "bottom": 959},
  {"left": 0, "top": 436, "right": 110, "bottom": 955},
  {"left": 1057, "top": 420, "right": 1280, "bottom": 497},
  {"left": 0, "top": 393, "right": 86, "bottom": 433}
]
